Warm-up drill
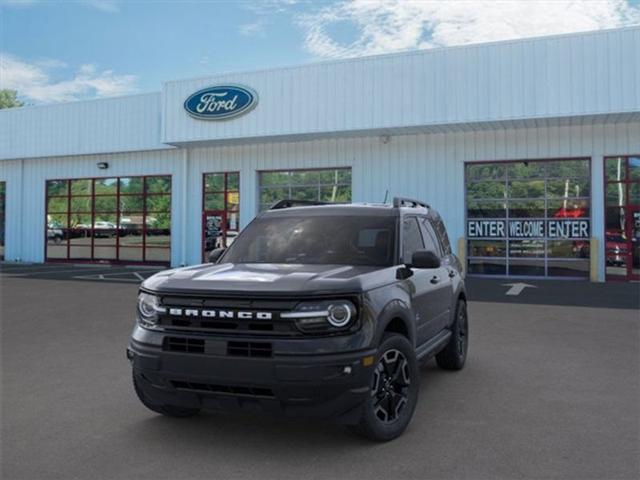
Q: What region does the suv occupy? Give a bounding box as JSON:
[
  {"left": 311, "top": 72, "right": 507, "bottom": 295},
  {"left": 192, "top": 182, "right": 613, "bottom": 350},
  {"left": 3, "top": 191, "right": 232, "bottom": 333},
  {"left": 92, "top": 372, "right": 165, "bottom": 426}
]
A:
[{"left": 128, "top": 197, "right": 468, "bottom": 441}]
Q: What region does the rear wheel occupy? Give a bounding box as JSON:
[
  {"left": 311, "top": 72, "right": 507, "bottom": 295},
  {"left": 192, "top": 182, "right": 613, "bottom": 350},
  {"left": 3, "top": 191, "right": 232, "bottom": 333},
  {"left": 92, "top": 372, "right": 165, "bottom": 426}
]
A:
[
  {"left": 351, "top": 333, "right": 419, "bottom": 441},
  {"left": 435, "top": 299, "right": 468, "bottom": 371},
  {"left": 132, "top": 372, "right": 200, "bottom": 418}
]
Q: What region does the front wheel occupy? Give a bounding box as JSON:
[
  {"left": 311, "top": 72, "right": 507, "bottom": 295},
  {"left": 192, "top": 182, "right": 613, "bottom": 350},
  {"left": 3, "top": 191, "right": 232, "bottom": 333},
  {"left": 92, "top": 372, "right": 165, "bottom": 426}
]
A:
[
  {"left": 435, "top": 299, "right": 469, "bottom": 371},
  {"left": 350, "top": 333, "right": 419, "bottom": 442}
]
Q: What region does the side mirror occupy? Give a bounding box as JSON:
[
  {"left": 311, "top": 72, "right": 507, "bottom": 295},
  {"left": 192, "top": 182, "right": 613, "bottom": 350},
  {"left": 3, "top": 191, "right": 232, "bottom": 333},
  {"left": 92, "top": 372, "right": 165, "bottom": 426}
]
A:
[
  {"left": 409, "top": 250, "right": 441, "bottom": 269},
  {"left": 208, "top": 248, "right": 225, "bottom": 263}
]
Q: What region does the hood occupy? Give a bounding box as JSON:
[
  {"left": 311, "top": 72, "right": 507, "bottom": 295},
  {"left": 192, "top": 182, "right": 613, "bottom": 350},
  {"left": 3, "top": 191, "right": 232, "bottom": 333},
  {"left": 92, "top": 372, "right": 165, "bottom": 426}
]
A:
[{"left": 142, "top": 262, "right": 397, "bottom": 296}]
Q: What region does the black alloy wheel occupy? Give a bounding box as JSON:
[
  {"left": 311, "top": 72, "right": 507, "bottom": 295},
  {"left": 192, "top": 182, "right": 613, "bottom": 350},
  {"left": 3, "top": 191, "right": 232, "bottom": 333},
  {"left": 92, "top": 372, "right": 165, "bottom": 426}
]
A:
[
  {"left": 351, "top": 333, "right": 419, "bottom": 441},
  {"left": 435, "top": 299, "right": 469, "bottom": 371},
  {"left": 371, "top": 349, "right": 411, "bottom": 423},
  {"left": 456, "top": 305, "right": 468, "bottom": 358}
]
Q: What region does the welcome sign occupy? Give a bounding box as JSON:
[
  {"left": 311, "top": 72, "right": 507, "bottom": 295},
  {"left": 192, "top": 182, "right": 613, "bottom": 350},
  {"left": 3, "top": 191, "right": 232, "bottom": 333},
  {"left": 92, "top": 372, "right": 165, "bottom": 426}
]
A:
[
  {"left": 184, "top": 85, "right": 258, "bottom": 120},
  {"left": 467, "top": 219, "right": 590, "bottom": 239}
]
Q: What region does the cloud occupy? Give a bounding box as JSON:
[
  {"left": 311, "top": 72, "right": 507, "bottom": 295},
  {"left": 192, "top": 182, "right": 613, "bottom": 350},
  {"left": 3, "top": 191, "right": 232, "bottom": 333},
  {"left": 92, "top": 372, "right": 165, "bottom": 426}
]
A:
[
  {"left": 82, "top": 0, "right": 119, "bottom": 13},
  {"left": 0, "top": 52, "right": 138, "bottom": 103},
  {"left": 298, "top": 0, "right": 640, "bottom": 58},
  {"left": 0, "top": 0, "right": 37, "bottom": 6},
  {"left": 0, "top": 0, "right": 120, "bottom": 11},
  {"left": 239, "top": 20, "right": 266, "bottom": 36}
]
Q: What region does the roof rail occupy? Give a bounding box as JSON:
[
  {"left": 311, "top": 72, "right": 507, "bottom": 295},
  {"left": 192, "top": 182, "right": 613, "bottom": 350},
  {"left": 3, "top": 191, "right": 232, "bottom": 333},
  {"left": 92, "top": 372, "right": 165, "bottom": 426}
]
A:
[
  {"left": 269, "top": 199, "right": 330, "bottom": 210},
  {"left": 392, "top": 196, "right": 430, "bottom": 209}
]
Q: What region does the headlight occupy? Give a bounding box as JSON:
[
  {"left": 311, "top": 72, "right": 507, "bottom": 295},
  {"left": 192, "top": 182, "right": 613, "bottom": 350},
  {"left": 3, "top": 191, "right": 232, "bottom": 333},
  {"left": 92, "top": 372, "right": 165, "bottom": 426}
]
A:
[
  {"left": 137, "top": 292, "right": 165, "bottom": 328},
  {"left": 282, "top": 299, "right": 357, "bottom": 334}
]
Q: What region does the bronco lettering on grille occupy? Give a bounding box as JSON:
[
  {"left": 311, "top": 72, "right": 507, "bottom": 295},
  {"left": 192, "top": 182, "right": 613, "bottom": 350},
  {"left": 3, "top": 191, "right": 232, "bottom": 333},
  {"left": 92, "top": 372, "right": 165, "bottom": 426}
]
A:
[{"left": 167, "top": 308, "right": 272, "bottom": 320}]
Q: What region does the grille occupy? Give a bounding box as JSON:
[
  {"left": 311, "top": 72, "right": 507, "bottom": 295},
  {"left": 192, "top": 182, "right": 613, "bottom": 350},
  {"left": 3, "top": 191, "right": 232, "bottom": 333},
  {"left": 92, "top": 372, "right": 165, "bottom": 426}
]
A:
[
  {"left": 163, "top": 337, "right": 205, "bottom": 354},
  {"left": 227, "top": 341, "right": 273, "bottom": 358},
  {"left": 171, "top": 380, "right": 275, "bottom": 398},
  {"left": 156, "top": 296, "right": 301, "bottom": 337}
]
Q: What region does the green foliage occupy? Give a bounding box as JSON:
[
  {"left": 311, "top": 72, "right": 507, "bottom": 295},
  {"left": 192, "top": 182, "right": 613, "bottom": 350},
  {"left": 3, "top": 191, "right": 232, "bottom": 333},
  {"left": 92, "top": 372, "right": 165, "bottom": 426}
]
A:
[{"left": 0, "top": 90, "right": 24, "bottom": 109}]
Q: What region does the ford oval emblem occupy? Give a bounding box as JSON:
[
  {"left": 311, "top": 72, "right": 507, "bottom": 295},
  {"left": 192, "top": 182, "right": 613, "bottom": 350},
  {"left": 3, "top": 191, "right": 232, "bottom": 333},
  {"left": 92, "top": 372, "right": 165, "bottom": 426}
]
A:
[{"left": 184, "top": 85, "right": 258, "bottom": 120}]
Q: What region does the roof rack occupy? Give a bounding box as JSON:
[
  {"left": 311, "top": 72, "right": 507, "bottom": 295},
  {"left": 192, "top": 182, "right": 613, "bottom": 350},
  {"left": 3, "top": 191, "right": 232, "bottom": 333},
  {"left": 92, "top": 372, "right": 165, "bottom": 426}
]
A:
[
  {"left": 392, "top": 196, "right": 430, "bottom": 209},
  {"left": 269, "top": 199, "right": 330, "bottom": 210}
]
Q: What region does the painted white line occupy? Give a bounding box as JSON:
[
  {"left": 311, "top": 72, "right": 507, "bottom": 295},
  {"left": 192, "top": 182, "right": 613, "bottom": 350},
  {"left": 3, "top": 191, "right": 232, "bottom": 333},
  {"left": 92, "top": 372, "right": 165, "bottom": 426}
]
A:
[
  {"left": 133, "top": 272, "right": 145, "bottom": 281},
  {"left": 502, "top": 282, "right": 537, "bottom": 296},
  {"left": 73, "top": 263, "right": 112, "bottom": 268},
  {"left": 72, "top": 275, "right": 139, "bottom": 283},
  {"left": 125, "top": 265, "right": 165, "bottom": 270}
]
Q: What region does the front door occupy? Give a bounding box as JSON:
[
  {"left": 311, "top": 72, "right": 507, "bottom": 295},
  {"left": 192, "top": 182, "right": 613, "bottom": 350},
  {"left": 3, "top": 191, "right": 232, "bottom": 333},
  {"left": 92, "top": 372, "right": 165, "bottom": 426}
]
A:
[{"left": 401, "top": 216, "right": 450, "bottom": 345}]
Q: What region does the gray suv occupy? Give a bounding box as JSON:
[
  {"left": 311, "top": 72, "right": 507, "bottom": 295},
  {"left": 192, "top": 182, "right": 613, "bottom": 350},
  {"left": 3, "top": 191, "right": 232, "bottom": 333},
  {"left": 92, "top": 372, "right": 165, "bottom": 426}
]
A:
[{"left": 128, "top": 197, "right": 468, "bottom": 441}]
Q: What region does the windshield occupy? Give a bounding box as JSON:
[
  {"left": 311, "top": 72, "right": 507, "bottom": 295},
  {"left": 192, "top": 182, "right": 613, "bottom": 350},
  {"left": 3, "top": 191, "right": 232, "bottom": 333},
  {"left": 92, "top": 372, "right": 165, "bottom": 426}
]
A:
[{"left": 222, "top": 214, "right": 397, "bottom": 266}]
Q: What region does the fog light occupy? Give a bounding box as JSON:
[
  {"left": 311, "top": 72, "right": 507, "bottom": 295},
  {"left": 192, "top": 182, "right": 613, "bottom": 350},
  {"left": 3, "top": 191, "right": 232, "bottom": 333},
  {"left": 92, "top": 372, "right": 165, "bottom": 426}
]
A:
[{"left": 362, "top": 355, "right": 374, "bottom": 367}]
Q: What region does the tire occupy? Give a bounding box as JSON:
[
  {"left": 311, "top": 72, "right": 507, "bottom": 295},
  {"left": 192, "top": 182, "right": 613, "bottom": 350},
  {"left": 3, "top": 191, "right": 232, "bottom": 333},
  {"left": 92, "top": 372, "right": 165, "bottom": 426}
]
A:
[
  {"left": 351, "top": 333, "right": 419, "bottom": 442},
  {"left": 436, "top": 299, "right": 469, "bottom": 371},
  {"left": 132, "top": 372, "right": 200, "bottom": 418}
]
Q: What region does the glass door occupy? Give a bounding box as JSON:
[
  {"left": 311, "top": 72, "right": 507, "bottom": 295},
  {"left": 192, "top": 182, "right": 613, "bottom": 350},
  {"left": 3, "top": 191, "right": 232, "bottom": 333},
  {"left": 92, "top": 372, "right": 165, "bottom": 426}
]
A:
[
  {"left": 604, "top": 156, "right": 640, "bottom": 281},
  {"left": 202, "top": 172, "right": 239, "bottom": 261},
  {"left": 631, "top": 207, "right": 640, "bottom": 280}
]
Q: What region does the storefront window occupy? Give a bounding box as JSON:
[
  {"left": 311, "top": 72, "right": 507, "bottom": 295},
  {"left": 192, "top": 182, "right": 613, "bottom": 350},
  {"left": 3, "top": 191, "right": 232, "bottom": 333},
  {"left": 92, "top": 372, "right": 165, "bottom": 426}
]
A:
[
  {"left": 465, "top": 159, "right": 591, "bottom": 277},
  {"left": 45, "top": 175, "right": 171, "bottom": 264},
  {"left": 258, "top": 168, "right": 352, "bottom": 211}
]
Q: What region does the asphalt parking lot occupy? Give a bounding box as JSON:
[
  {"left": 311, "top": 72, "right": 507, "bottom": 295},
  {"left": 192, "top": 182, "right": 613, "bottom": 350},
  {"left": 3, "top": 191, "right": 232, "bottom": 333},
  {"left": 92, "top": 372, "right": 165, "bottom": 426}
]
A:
[{"left": 1, "top": 263, "right": 639, "bottom": 480}]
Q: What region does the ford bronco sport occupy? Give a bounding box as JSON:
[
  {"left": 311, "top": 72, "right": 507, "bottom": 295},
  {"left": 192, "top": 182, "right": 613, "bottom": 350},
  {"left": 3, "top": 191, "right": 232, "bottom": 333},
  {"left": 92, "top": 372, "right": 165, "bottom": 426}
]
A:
[{"left": 128, "top": 197, "right": 468, "bottom": 441}]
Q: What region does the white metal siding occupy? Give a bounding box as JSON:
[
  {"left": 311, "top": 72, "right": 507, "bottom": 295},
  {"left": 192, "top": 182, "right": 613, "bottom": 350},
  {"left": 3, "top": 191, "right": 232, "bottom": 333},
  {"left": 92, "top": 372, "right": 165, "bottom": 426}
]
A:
[
  {"left": 0, "top": 160, "right": 23, "bottom": 261},
  {"left": 180, "top": 121, "right": 639, "bottom": 281},
  {"left": 0, "top": 93, "right": 170, "bottom": 161},
  {"left": 163, "top": 28, "right": 640, "bottom": 145},
  {"left": 0, "top": 149, "right": 185, "bottom": 265},
  {"left": 2, "top": 120, "right": 638, "bottom": 281}
]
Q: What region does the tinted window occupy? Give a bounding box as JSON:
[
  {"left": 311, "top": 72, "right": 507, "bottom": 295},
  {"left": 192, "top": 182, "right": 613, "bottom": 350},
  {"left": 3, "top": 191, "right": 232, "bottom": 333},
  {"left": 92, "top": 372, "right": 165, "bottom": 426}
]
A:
[
  {"left": 419, "top": 218, "right": 441, "bottom": 257},
  {"left": 223, "top": 215, "right": 396, "bottom": 266},
  {"left": 402, "top": 217, "right": 424, "bottom": 264},
  {"left": 433, "top": 218, "right": 452, "bottom": 254}
]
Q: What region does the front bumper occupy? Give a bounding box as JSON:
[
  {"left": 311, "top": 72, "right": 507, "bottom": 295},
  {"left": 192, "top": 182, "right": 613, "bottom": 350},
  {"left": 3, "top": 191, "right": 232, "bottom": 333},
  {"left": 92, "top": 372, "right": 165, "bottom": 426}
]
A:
[{"left": 128, "top": 325, "right": 376, "bottom": 424}]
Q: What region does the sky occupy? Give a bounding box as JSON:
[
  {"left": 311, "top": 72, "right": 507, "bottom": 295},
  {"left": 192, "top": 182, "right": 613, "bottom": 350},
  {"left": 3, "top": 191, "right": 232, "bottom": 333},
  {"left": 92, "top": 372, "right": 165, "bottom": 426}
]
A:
[{"left": 1, "top": 0, "right": 639, "bottom": 105}]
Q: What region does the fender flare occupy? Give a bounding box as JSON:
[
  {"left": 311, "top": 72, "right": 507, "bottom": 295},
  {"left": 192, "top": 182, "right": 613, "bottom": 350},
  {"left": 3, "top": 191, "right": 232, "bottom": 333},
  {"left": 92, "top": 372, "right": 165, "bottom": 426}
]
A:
[{"left": 374, "top": 299, "right": 416, "bottom": 347}]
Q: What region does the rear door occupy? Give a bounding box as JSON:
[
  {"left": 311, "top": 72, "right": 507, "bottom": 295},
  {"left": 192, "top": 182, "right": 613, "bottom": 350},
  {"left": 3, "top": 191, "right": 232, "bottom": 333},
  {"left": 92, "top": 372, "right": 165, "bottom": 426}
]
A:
[{"left": 419, "top": 217, "right": 454, "bottom": 335}]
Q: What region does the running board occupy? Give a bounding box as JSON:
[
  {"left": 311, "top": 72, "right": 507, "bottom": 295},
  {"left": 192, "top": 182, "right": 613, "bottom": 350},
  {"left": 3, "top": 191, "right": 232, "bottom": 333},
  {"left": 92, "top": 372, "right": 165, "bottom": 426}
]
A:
[{"left": 415, "top": 330, "right": 452, "bottom": 361}]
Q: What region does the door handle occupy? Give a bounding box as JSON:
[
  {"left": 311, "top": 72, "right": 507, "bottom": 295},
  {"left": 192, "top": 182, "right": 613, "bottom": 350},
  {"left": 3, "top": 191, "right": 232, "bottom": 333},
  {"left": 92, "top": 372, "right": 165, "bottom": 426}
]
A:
[{"left": 430, "top": 275, "right": 440, "bottom": 284}]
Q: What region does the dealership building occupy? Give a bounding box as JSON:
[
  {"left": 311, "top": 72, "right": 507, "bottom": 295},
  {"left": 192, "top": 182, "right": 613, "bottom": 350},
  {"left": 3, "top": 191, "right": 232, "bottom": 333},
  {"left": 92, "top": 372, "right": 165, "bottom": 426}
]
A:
[{"left": 1, "top": 27, "right": 639, "bottom": 281}]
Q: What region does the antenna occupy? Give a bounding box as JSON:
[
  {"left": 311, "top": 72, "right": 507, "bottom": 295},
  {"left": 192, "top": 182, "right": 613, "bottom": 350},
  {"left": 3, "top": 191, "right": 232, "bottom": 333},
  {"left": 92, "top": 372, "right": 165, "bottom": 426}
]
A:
[{"left": 383, "top": 190, "right": 389, "bottom": 203}]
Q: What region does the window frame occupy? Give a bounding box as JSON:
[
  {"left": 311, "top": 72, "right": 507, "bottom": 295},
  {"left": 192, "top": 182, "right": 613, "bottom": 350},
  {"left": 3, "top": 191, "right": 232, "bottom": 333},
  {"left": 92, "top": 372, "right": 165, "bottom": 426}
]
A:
[
  {"left": 603, "top": 155, "right": 640, "bottom": 281},
  {"left": 44, "top": 174, "right": 171, "bottom": 265},
  {"left": 464, "top": 157, "right": 592, "bottom": 278}
]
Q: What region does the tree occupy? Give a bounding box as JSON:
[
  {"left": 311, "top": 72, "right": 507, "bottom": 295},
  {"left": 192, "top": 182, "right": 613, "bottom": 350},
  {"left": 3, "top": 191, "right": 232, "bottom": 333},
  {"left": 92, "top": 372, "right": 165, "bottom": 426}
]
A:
[{"left": 0, "top": 90, "right": 24, "bottom": 109}]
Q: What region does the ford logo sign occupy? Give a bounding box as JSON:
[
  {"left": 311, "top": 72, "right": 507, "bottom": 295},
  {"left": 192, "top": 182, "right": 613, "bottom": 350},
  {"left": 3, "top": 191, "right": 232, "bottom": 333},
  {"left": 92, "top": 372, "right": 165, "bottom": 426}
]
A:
[{"left": 184, "top": 85, "right": 258, "bottom": 120}]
